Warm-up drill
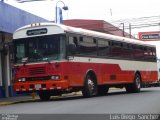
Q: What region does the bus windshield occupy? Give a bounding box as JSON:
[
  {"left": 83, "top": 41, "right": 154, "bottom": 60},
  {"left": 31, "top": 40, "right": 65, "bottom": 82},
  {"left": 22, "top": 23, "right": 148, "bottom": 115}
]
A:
[{"left": 14, "top": 34, "right": 66, "bottom": 64}]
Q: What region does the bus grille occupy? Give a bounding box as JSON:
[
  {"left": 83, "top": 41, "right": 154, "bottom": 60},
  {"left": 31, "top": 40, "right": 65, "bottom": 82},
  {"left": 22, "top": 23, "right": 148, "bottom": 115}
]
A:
[
  {"left": 26, "top": 76, "right": 50, "bottom": 81},
  {"left": 29, "top": 67, "right": 46, "bottom": 76}
]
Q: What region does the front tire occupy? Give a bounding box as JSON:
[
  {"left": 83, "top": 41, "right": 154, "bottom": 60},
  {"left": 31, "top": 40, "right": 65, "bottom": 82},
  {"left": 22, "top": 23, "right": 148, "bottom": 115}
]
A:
[
  {"left": 82, "top": 74, "right": 97, "bottom": 97},
  {"left": 39, "top": 91, "right": 50, "bottom": 101}
]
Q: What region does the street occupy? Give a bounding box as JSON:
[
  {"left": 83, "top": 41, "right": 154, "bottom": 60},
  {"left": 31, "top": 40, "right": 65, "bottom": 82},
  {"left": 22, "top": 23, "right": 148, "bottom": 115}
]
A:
[{"left": 0, "top": 87, "right": 160, "bottom": 114}]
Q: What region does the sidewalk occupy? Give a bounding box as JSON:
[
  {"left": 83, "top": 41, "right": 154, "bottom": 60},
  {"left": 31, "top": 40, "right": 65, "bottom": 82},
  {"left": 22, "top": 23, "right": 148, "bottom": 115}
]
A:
[
  {"left": 0, "top": 89, "right": 122, "bottom": 106},
  {"left": 0, "top": 95, "right": 39, "bottom": 106},
  {"left": 0, "top": 92, "right": 82, "bottom": 106}
]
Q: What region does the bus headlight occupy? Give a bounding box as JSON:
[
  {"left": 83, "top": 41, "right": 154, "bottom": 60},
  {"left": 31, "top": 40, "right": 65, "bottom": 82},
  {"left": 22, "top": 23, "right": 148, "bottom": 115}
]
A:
[
  {"left": 51, "top": 75, "right": 60, "bottom": 80},
  {"left": 18, "top": 78, "right": 26, "bottom": 82}
]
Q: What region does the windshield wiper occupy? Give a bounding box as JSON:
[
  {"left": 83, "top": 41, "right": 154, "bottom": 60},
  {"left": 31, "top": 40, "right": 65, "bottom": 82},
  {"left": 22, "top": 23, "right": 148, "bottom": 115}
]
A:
[{"left": 43, "top": 57, "right": 51, "bottom": 64}]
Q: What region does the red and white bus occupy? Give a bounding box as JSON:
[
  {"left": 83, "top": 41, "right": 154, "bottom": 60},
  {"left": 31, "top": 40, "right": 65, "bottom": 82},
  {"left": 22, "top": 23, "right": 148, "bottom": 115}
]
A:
[{"left": 13, "top": 23, "right": 158, "bottom": 100}]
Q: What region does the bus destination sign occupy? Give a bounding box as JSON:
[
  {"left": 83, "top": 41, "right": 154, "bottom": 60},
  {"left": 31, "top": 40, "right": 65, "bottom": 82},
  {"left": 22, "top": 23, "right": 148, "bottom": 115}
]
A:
[
  {"left": 27, "top": 28, "right": 47, "bottom": 36},
  {"left": 142, "top": 34, "right": 160, "bottom": 39}
]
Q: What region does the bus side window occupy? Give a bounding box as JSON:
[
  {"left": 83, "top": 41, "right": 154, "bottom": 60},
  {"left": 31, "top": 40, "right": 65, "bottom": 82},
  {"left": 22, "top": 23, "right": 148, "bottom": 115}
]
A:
[
  {"left": 73, "top": 37, "right": 78, "bottom": 47},
  {"left": 79, "top": 36, "right": 97, "bottom": 56},
  {"left": 68, "top": 35, "right": 79, "bottom": 54},
  {"left": 79, "top": 36, "right": 83, "bottom": 42},
  {"left": 143, "top": 47, "right": 154, "bottom": 61},
  {"left": 110, "top": 41, "right": 123, "bottom": 58},
  {"left": 98, "top": 39, "right": 109, "bottom": 57}
]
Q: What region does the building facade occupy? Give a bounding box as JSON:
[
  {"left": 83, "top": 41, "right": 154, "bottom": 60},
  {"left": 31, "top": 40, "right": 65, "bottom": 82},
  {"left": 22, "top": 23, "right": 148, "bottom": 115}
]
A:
[
  {"left": 0, "top": 2, "right": 48, "bottom": 98},
  {"left": 63, "top": 19, "right": 133, "bottom": 38}
]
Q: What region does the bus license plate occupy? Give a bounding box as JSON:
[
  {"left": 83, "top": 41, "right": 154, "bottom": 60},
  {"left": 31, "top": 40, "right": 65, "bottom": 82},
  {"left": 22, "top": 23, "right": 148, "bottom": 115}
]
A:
[{"left": 35, "top": 84, "right": 41, "bottom": 90}]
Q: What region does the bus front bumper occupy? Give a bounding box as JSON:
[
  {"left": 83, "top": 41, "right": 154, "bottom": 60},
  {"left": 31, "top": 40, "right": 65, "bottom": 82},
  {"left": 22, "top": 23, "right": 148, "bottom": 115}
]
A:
[{"left": 13, "top": 80, "right": 69, "bottom": 92}]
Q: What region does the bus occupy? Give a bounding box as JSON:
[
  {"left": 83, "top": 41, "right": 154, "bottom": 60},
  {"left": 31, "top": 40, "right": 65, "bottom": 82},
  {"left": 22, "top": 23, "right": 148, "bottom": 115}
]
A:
[{"left": 13, "top": 23, "right": 158, "bottom": 101}]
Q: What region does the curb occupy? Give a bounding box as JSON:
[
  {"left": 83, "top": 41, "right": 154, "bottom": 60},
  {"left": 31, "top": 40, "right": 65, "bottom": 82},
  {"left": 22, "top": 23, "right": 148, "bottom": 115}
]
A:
[
  {"left": 0, "top": 90, "right": 126, "bottom": 106},
  {"left": 0, "top": 92, "right": 82, "bottom": 106},
  {"left": 0, "top": 98, "right": 38, "bottom": 106},
  {"left": 0, "top": 102, "right": 15, "bottom": 106}
]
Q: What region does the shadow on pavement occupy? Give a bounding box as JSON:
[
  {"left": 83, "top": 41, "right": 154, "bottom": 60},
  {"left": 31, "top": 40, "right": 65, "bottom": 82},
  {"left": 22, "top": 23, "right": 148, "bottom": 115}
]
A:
[{"left": 2, "top": 87, "right": 159, "bottom": 105}]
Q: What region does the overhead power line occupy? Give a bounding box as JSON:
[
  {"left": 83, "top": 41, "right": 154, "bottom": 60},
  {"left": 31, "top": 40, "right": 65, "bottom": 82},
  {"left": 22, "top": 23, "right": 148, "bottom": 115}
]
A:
[{"left": 110, "top": 15, "right": 160, "bottom": 24}]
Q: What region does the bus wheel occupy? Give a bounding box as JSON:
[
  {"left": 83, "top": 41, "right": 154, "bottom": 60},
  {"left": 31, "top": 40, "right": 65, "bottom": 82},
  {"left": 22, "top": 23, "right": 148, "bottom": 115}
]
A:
[
  {"left": 39, "top": 92, "right": 50, "bottom": 101},
  {"left": 82, "top": 74, "right": 97, "bottom": 97},
  {"left": 125, "top": 74, "right": 141, "bottom": 93},
  {"left": 97, "top": 85, "right": 109, "bottom": 96}
]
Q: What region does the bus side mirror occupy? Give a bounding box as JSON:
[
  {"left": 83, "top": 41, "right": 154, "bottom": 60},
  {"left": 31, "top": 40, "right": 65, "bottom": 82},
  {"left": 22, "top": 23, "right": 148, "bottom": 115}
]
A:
[{"left": 68, "top": 44, "right": 77, "bottom": 55}]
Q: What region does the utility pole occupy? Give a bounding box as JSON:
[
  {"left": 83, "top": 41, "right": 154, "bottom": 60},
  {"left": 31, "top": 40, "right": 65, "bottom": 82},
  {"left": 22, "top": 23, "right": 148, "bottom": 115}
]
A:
[
  {"left": 120, "top": 23, "right": 125, "bottom": 37},
  {"left": 129, "top": 23, "right": 132, "bottom": 38},
  {"left": 110, "top": 8, "right": 112, "bottom": 16},
  {"left": 55, "top": 0, "right": 68, "bottom": 24}
]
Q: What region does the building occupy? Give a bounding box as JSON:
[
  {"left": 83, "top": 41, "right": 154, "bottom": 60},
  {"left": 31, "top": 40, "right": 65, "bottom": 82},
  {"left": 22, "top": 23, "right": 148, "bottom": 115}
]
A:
[
  {"left": 63, "top": 19, "right": 133, "bottom": 38},
  {"left": 0, "top": 2, "right": 48, "bottom": 98}
]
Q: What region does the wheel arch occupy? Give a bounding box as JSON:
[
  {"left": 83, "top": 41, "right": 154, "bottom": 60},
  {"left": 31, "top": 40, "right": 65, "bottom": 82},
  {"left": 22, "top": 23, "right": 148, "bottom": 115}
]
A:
[
  {"left": 84, "top": 69, "right": 97, "bottom": 84},
  {"left": 82, "top": 69, "right": 98, "bottom": 97}
]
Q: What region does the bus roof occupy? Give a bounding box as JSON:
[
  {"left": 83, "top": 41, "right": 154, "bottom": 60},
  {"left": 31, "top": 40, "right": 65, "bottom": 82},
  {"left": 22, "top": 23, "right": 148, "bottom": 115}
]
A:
[{"left": 13, "top": 22, "right": 155, "bottom": 47}]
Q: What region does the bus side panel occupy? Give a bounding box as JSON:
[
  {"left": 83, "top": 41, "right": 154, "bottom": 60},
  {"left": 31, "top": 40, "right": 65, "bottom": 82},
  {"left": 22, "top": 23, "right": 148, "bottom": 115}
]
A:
[
  {"left": 62, "top": 62, "right": 135, "bottom": 87},
  {"left": 62, "top": 61, "right": 158, "bottom": 88},
  {"left": 61, "top": 62, "right": 84, "bottom": 87},
  {"left": 100, "top": 63, "right": 134, "bottom": 85},
  {"left": 140, "top": 71, "right": 158, "bottom": 82},
  {"left": 62, "top": 62, "right": 103, "bottom": 87}
]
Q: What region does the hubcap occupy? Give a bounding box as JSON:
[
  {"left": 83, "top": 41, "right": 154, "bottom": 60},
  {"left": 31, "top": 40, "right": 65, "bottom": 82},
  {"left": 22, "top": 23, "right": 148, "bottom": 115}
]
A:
[
  {"left": 136, "top": 76, "right": 141, "bottom": 89},
  {"left": 88, "top": 79, "right": 94, "bottom": 92}
]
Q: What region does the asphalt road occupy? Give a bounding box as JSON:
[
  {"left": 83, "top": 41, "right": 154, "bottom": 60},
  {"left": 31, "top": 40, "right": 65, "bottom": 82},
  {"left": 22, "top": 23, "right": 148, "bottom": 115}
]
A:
[{"left": 0, "top": 87, "right": 160, "bottom": 120}]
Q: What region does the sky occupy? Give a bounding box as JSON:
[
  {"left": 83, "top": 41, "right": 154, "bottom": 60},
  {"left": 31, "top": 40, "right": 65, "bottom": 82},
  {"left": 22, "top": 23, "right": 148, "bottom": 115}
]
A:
[
  {"left": 3, "top": 0, "right": 160, "bottom": 57},
  {"left": 4, "top": 0, "right": 160, "bottom": 21},
  {"left": 4, "top": 0, "right": 160, "bottom": 36}
]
